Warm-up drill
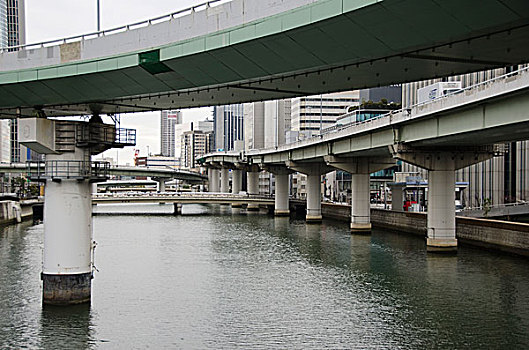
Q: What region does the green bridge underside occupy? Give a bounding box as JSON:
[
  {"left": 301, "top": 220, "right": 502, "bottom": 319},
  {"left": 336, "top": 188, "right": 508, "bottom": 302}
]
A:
[{"left": 1, "top": 0, "right": 528, "bottom": 117}]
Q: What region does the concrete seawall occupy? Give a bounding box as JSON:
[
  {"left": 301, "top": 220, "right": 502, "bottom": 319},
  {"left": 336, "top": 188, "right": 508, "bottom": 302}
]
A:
[
  {"left": 320, "top": 203, "right": 529, "bottom": 257},
  {"left": 0, "top": 200, "right": 37, "bottom": 226}
]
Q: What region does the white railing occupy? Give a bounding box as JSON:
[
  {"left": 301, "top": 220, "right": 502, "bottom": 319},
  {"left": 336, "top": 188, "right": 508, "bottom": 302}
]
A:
[
  {"left": 0, "top": 0, "right": 233, "bottom": 53},
  {"left": 93, "top": 192, "right": 274, "bottom": 200},
  {"left": 461, "top": 200, "right": 529, "bottom": 212}
]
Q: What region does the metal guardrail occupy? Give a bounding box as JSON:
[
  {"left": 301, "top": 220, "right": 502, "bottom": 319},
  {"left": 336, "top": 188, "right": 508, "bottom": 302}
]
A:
[
  {"left": 0, "top": 0, "right": 233, "bottom": 53},
  {"left": 237, "top": 65, "right": 529, "bottom": 158},
  {"left": 461, "top": 200, "right": 529, "bottom": 212},
  {"left": 75, "top": 124, "right": 136, "bottom": 147},
  {"left": 319, "top": 66, "right": 529, "bottom": 137},
  {"left": 27, "top": 161, "right": 110, "bottom": 181}
]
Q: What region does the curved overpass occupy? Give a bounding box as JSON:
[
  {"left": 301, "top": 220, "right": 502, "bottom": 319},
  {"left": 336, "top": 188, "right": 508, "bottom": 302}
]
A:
[
  {"left": 0, "top": 162, "right": 206, "bottom": 182},
  {"left": 1, "top": 0, "right": 528, "bottom": 117}
]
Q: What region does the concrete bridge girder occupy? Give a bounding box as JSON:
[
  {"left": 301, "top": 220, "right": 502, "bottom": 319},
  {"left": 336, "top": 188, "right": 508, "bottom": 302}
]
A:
[{"left": 389, "top": 144, "right": 498, "bottom": 171}]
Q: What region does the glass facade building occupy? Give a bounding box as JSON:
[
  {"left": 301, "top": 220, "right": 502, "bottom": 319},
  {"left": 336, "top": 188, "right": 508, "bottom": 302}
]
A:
[{"left": 213, "top": 104, "right": 244, "bottom": 151}]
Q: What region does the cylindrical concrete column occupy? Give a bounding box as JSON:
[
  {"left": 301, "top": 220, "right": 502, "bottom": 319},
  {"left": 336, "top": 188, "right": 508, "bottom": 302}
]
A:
[
  {"left": 43, "top": 178, "right": 93, "bottom": 305},
  {"left": 351, "top": 173, "right": 371, "bottom": 233},
  {"left": 427, "top": 169, "right": 457, "bottom": 252},
  {"left": 247, "top": 171, "right": 260, "bottom": 211},
  {"left": 231, "top": 170, "right": 242, "bottom": 194},
  {"left": 274, "top": 173, "right": 290, "bottom": 216},
  {"left": 158, "top": 180, "right": 166, "bottom": 193},
  {"left": 391, "top": 186, "right": 404, "bottom": 212},
  {"left": 231, "top": 169, "right": 243, "bottom": 208},
  {"left": 220, "top": 168, "right": 229, "bottom": 193},
  {"left": 247, "top": 172, "right": 259, "bottom": 195},
  {"left": 210, "top": 169, "right": 220, "bottom": 192},
  {"left": 306, "top": 173, "right": 322, "bottom": 222},
  {"left": 173, "top": 202, "right": 182, "bottom": 215}
]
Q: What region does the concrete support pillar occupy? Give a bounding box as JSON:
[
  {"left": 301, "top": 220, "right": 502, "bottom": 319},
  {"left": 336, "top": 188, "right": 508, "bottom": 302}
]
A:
[
  {"left": 274, "top": 173, "right": 290, "bottom": 216},
  {"left": 247, "top": 172, "right": 259, "bottom": 195},
  {"left": 306, "top": 173, "right": 322, "bottom": 223},
  {"left": 42, "top": 156, "right": 93, "bottom": 305},
  {"left": 173, "top": 202, "right": 182, "bottom": 215},
  {"left": 391, "top": 186, "right": 403, "bottom": 212},
  {"left": 351, "top": 173, "right": 371, "bottom": 233},
  {"left": 157, "top": 179, "right": 166, "bottom": 193},
  {"left": 220, "top": 168, "right": 229, "bottom": 193},
  {"left": 388, "top": 145, "right": 498, "bottom": 252},
  {"left": 247, "top": 171, "right": 260, "bottom": 211},
  {"left": 210, "top": 169, "right": 220, "bottom": 192},
  {"left": 231, "top": 169, "right": 242, "bottom": 208},
  {"left": 231, "top": 170, "right": 242, "bottom": 194},
  {"left": 324, "top": 156, "right": 397, "bottom": 233},
  {"left": 427, "top": 169, "right": 457, "bottom": 252}
]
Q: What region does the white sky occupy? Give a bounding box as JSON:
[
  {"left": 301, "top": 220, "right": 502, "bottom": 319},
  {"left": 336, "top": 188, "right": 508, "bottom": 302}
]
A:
[{"left": 25, "top": 0, "right": 215, "bottom": 164}]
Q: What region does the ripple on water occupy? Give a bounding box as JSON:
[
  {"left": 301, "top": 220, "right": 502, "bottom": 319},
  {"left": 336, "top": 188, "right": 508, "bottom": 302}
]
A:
[{"left": 0, "top": 204, "right": 529, "bottom": 349}]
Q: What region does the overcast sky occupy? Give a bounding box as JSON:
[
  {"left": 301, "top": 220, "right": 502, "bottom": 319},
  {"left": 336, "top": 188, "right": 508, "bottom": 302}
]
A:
[{"left": 25, "top": 0, "right": 215, "bottom": 164}]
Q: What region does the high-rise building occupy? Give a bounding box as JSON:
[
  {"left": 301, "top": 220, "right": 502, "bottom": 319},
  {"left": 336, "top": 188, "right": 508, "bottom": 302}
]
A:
[
  {"left": 290, "top": 91, "right": 359, "bottom": 137},
  {"left": 243, "top": 102, "right": 265, "bottom": 151},
  {"left": 1, "top": 0, "right": 25, "bottom": 163},
  {"left": 244, "top": 99, "right": 291, "bottom": 151},
  {"left": 180, "top": 120, "right": 213, "bottom": 170},
  {"left": 181, "top": 129, "right": 213, "bottom": 170},
  {"left": 0, "top": 2, "right": 6, "bottom": 48},
  {"left": 213, "top": 104, "right": 244, "bottom": 151},
  {"left": 160, "top": 110, "right": 182, "bottom": 157}
]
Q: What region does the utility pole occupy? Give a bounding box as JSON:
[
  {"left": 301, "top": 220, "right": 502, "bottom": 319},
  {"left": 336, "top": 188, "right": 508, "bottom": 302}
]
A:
[{"left": 97, "top": 0, "right": 101, "bottom": 32}]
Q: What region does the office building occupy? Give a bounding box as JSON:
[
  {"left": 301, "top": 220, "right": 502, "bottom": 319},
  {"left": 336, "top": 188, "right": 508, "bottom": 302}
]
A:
[
  {"left": 213, "top": 104, "right": 244, "bottom": 151},
  {"left": 290, "top": 91, "right": 359, "bottom": 137},
  {"left": 160, "top": 110, "right": 182, "bottom": 157},
  {"left": 180, "top": 120, "right": 213, "bottom": 170},
  {"left": 1, "top": 0, "right": 26, "bottom": 162},
  {"left": 181, "top": 130, "right": 213, "bottom": 170}
]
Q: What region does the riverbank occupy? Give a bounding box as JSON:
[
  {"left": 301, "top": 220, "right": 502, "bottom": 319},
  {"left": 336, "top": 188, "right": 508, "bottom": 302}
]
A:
[{"left": 320, "top": 202, "right": 529, "bottom": 257}]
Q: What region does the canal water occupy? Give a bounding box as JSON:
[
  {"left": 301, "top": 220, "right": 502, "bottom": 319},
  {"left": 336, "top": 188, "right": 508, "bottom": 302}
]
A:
[{"left": 1, "top": 204, "right": 529, "bottom": 349}]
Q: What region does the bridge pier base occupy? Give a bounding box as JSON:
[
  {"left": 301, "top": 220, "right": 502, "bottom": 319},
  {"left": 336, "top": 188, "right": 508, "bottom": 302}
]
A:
[
  {"left": 274, "top": 173, "right": 290, "bottom": 216},
  {"left": 247, "top": 171, "right": 260, "bottom": 211},
  {"left": 42, "top": 171, "right": 94, "bottom": 305}
]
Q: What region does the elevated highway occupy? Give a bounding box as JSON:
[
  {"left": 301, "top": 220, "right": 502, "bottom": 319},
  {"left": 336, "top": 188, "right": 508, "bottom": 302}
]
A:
[
  {"left": 92, "top": 192, "right": 274, "bottom": 214},
  {"left": 1, "top": 0, "right": 529, "bottom": 117},
  {"left": 200, "top": 68, "right": 529, "bottom": 251},
  {"left": 0, "top": 162, "right": 206, "bottom": 182}
]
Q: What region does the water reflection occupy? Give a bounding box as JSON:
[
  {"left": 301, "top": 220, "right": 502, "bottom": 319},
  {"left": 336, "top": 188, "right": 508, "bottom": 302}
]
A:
[
  {"left": 1, "top": 205, "right": 529, "bottom": 348},
  {"left": 39, "top": 304, "right": 95, "bottom": 349}
]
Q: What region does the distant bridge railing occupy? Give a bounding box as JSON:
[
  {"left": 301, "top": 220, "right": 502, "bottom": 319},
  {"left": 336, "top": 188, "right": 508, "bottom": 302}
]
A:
[
  {"left": 0, "top": 0, "right": 233, "bottom": 53},
  {"left": 93, "top": 192, "right": 273, "bottom": 200}
]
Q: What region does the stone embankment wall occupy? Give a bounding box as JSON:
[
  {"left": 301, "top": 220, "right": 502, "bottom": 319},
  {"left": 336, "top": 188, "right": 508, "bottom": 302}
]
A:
[{"left": 318, "top": 203, "right": 529, "bottom": 257}]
